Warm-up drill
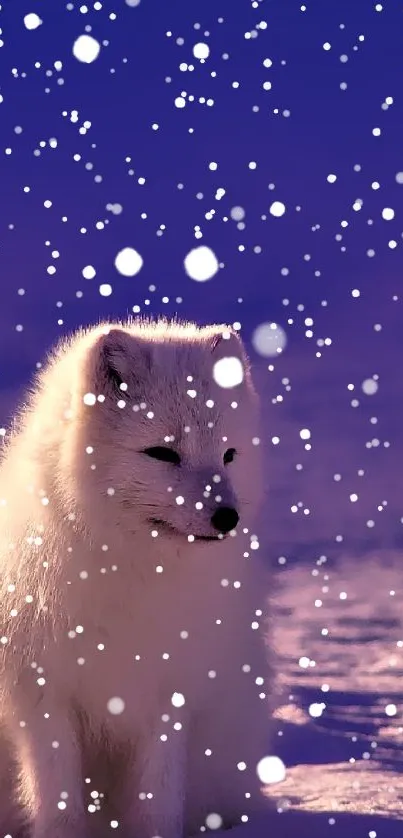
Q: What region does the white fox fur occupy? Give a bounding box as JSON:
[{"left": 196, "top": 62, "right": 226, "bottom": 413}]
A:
[{"left": 0, "top": 318, "right": 272, "bottom": 838}]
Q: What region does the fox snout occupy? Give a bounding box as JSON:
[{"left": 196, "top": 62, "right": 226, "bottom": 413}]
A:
[
  {"left": 191, "top": 469, "right": 239, "bottom": 533},
  {"left": 211, "top": 505, "right": 239, "bottom": 534}
]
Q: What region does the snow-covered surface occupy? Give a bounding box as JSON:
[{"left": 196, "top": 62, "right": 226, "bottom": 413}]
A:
[{"left": 214, "top": 554, "right": 403, "bottom": 836}]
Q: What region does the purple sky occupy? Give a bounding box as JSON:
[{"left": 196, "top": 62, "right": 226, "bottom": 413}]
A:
[{"left": 0, "top": 0, "right": 402, "bottom": 557}]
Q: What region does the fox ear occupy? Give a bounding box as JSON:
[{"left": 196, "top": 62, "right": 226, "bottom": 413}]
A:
[
  {"left": 211, "top": 327, "right": 256, "bottom": 393},
  {"left": 88, "top": 328, "right": 153, "bottom": 398},
  {"left": 211, "top": 327, "right": 246, "bottom": 361}
]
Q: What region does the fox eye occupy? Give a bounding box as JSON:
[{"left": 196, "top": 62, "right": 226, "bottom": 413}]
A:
[
  {"left": 223, "top": 447, "right": 236, "bottom": 465},
  {"left": 143, "top": 446, "right": 181, "bottom": 466}
]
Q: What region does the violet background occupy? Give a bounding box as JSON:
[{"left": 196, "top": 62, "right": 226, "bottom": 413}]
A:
[{"left": 1, "top": 2, "right": 403, "bottom": 834}]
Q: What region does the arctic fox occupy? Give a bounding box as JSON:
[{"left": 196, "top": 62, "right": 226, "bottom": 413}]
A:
[{"left": 0, "top": 318, "right": 272, "bottom": 838}]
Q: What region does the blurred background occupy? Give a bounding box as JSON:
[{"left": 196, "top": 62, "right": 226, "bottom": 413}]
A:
[{"left": 1, "top": 1, "right": 403, "bottom": 827}]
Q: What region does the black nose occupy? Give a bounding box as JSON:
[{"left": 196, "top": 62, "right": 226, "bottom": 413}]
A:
[{"left": 211, "top": 506, "right": 239, "bottom": 534}]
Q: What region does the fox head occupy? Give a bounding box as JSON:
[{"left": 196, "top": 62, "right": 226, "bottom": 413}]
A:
[{"left": 58, "top": 319, "right": 264, "bottom": 548}]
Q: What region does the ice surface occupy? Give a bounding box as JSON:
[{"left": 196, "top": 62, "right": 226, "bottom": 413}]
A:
[{"left": 230, "top": 554, "right": 403, "bottom": 836}]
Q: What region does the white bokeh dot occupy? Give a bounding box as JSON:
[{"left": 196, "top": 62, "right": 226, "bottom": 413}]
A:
[
  {"left": 72, "top": 34, "right": 101, "bottom": 64},
  {"left": 230, "top": 206, "right": 245, "bottom": 221},
  {"left": 385, "top": 703, "right": 397, "bottom": 717},
  {"left": 256, "top": 755, "right": 286, "bottom": 785},
  {"left": 171, "top": 692, "right": 185, "bottom": 708},
  {"left": 114, "top": 247, "right": 143, "bottom": 277},
  {"left": 205, "top": 812, "right": 223, "bottom": 830},
  {"left": 82, "top": 265, "right": 96, "bottom": 280},
  {"left": 193, "top": 42, "right": 210, "bottom": 59},
  {"left": 184, "top": 246, "right": 219, "bottom": 281},
  {"left": 213, "top": 357, "right": 244, "bottom": 388},
  {"left": 107, "top": 697, "right": 125, "bottom": 715},
  {"left": 24, "top": 13, "right": 42, "bottom": 30},
  {"left": 362, "top": 378, "right": 378, "bottom": 395},
  {"left": 252, "top": 322, "right": 287, "bottom": 357},
  {"left": 309, "top": 702, "right": 326, "bottom": 718},
  {"left": 269, "top": 201, "right": 286, "bottom": 217}
]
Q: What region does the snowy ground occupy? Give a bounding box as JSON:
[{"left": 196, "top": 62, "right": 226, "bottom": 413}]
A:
[{"left": 216, "top": 552, "right": 403, "bottom": 837}]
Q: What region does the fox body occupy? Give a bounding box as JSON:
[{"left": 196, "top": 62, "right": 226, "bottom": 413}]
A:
[{"left": 0, "top": 319, "right": 272, "bottom": 838}]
